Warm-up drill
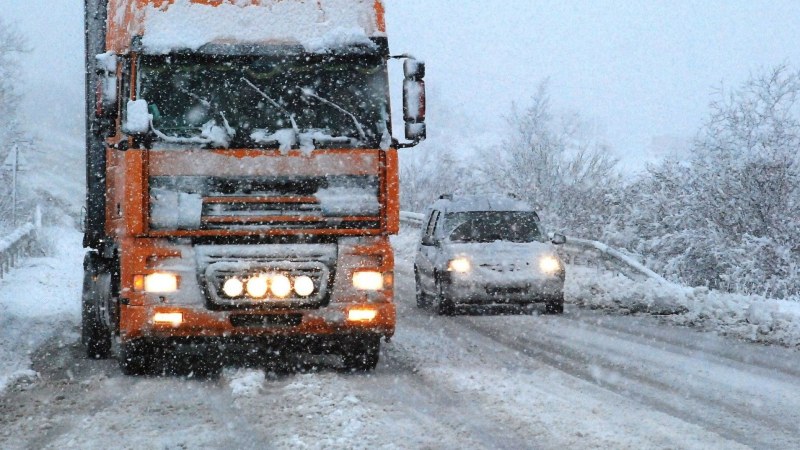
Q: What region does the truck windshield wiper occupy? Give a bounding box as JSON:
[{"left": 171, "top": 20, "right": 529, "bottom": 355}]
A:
[
  {"left": 299, "top": 87, "right": 367, "bottom": 143},
  {"left": 242, "top": 77, "right": 301, "bottom": 145}
]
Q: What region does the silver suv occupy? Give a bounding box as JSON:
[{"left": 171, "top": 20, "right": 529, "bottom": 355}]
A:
[{"left": 414, "top": 195, "right": 566, "bottom": 315}]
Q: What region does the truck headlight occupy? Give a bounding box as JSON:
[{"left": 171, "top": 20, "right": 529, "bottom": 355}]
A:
[
  {"left": 448, "top": 257, "right": 471, "bottom": 273},
  {"left": 135, "top": 273, "right": 179, "bottom": 293},
  {"left": 246, "top": 275, "right": 269, "bottom": 298},
  {"left": 223, "top": 277, "right": 244, "bottom": 297},
  {"left": 539, "top": 256, "right": 562, "bottom": 274},
  {"left": 270, "top": 274, "right": 293, "bottom": 298},
  {"left": 353, "top": 271, "right": 384, "bottom": 291}
]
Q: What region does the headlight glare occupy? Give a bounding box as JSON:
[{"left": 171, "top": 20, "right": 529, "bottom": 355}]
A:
[
  {"left": 223, "top": 277, "right": 244, "bottom": 298},
  {"left": 294, "top": 276, "right": 315, "bottom": 297},
  {"left": 143, "top": 273, "right": 179, "bottom": 293},
  {"left": 448, "top": 257, "right": 471, "bottom": 273},
  {"left": 539, "top": 255, "right": 562, "bottom": 273},
  {"left": 246, "top": 275, "right": 269, "bottom": 298},
  {"left": 353, "top": 271, "right": 384, "bottom": 291},
  {"left": 270, "top": 274, "right": 292, "bottom": 298}
]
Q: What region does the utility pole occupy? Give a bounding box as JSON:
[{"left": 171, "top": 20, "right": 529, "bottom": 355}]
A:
[
  {"left": 11, "top": 143, "right": 18, "bottom": 227},
  {"left": 4, "top": 141, "right": 28, "bottom": 228}
]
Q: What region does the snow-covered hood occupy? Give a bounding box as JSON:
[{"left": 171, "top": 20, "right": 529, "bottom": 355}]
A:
[{"left": 442, "top": 241, "right": 558, "bottom": 269}]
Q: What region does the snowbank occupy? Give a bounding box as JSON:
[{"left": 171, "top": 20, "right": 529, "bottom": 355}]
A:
[
  {"left": 568, "top": 266, "right": 800, "bottom": 347},
  {"left": 0, "top": 226, "right": 83, "bottom": 395}
]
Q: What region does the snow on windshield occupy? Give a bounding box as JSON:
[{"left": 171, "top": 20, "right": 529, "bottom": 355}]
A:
[{"left": 135, "top": 0, "right": 383, "bottom": 54}]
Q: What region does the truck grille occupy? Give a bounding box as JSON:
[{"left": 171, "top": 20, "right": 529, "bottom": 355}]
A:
[
  {"left": 196, "top": 244, "right": 337, "bottom": 310},
  {"left": 149, "top": 175, "right": 381, "bottom": 231}
]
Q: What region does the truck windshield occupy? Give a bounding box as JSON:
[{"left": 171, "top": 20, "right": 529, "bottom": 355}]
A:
[
  {"left": 137, "top": 53, "right": 390, "bottom": 149},
  {"left": 445, "top": 212, "right": 543, "bottom": 243}
]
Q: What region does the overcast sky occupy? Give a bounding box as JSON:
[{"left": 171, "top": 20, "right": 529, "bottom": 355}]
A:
[{"left": 3, "top": 0, "right": 800, "bottom": 171}]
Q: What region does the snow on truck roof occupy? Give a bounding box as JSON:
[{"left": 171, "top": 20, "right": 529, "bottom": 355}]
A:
[
  {"left": 107, "top": 0, "right": 386, "bottom": 54},
  {"left": 431, "top": 195, "right": 537, "bottom": 214}
]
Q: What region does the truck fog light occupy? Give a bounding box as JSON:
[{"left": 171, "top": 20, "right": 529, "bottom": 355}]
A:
[
  {"left": 140, "top": 273, "right": 179, "bottom": 293},
  {"left": 153, "top": 312, "right": 183, "bottom": 327},
  {"left": 539, "top": 256, "right": 562, "bottom": 274},
  {"left": 448, "top": 257, "right": 471, "bottom": 273},
  {"left": 294, "top": 276, "right": 315, "bottom": 297},
  {"left": 223, "top": 277, "right": 244, "bottom": 297},
  {"left": 347, "top": 307, "right": 378, "bottom": 322},
  {"left": 246, "top": 275, "right": 269, "bottom": 298},
  {"left": 270, "top": 274, "right": 292, "bottom": 298},
  {"left": 353, "top": 271, "right": 384, "bottom": 291}
]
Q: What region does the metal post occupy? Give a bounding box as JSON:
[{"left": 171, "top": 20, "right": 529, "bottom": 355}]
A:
[{"left": 11, "top": 143, "right": 18, "bottom": 227}]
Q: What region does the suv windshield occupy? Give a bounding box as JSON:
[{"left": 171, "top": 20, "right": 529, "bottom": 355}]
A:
[
  {"left": 137, "top": 53, "right": 389, "bottom": 149},
  {"left": 445, "top": 211, "right": 542, "bottom": 243}
]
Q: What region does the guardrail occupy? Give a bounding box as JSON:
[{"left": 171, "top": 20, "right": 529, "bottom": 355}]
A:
[
  {"left": 0, "top": 223, "right": 37, "bottom": 279},
  {"left": 399, "top": 210, "right": 666, "bottom": 284},
  {"left": 0, "top": 206, "right": 41, "bottom": 280}
]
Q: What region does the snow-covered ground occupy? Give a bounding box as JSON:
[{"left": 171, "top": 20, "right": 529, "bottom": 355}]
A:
[
  {"left": 0, "top": 226, "right": 83, "bottom": 394},
  {"left": 0, "top": 225, "right": 799, "bottom": 448}
]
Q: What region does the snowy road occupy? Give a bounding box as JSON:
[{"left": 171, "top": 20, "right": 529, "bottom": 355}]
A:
[{"left": 1, "top": 229, "right": 799, "bottom": 449}]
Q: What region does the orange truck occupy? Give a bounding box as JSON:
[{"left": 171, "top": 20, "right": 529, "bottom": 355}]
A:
[{"left": 82, "top": 0, "right": 425, "bottom": 374}]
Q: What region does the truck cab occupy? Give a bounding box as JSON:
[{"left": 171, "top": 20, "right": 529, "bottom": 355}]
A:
[{"left": 82, "top": 0, "right": 425, "bottom": 374}]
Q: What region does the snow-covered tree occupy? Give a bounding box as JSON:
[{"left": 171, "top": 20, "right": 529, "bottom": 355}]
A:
[
  {"left": 481, "top": 82, "right": 621, "bottom": 238},
  {"left": 623, "top": 66, "right": 800, "bottom": 298},
  {"left": 400, "top": 146, "right": 477, "bottom": 212},
  {"left": 0, "top": 18, "right": 28, "bottom": 231}
]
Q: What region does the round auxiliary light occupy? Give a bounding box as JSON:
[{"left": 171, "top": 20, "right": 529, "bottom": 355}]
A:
[
  {"left": 223, "top": 277, "right": 244, "bottom": 298},
  {"left": 294, "top": 276, "right": 315, "bottom": 297},
  {"left": 246, "top": 275, "right": 269, "bottom": 298},
  {"left": 270, "top": 274, "right": 292, "bottom": 298}
]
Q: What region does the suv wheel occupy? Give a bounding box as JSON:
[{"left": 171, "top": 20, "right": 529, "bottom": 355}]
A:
[
  {"left": 435, "top": 278, "right": 455, "bottom": 316},
  {"left": 545, "top": 297, "right": 564, "bottom": 315}
]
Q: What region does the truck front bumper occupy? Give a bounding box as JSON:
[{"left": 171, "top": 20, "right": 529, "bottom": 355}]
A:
[{"left": 119, "top": 302, "right": 396, "bottom": 342}]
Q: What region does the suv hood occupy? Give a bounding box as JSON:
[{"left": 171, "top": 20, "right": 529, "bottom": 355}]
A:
[{"left": 443, "top": 241, "right": 557, "bottom": 268}]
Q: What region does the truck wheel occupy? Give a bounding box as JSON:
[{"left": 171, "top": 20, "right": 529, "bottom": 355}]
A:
[
  {"left": 545, "top": 297, "right": 564, "bottom": 315},
  {"left": 414, "top": 268, "right": 428, "bottom": 308},
  {"left": 435, "top": 279, "right": 455, "bottom": 316},
  {"left": 119, "top": 340, "right": 154, "bottom": 376},
  {"left": 82, "top": 253, "right": 112, "bottom": 359},
  {"left": 341, "top": 336, "right": 380, "bottom": 371}
]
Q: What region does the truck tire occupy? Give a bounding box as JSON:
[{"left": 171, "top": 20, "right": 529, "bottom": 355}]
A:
[
  {"left": 414, "top": 268, "right": 428, "bottom": 308},
  {"left": 545, "top": 297, "right": 564, "bottom": 315},
  {"left": 341, "top": 336, "right": 380, "bottom": 371},
  {"left": 82, "top": 253, "right": 112, "bottom": 359},
  {"left": 435, "top": 279, "right": 455, "bottom": 316},
  {"left": 119, "top": 340, "right": 154, "bottom": 376}
]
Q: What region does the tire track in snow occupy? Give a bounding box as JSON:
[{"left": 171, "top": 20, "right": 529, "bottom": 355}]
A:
[
  {"left": 570, "top": 309, "right": 800, "bottom": 379},
  {"left": 454, "top": 312, "right": 800, "bottom": 449}
]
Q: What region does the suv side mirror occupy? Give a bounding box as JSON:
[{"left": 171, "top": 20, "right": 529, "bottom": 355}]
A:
[
  {"left": 421, "top": 235, "right": 438, "bottom": 247},
  {"left": 403, "top": 59, "right": 426, "bottom": 142},
  {"left": 551, "top": 233, "right": 567, "bottom": 245}
]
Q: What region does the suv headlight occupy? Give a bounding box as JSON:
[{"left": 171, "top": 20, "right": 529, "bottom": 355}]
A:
[
  {"left": 448, "top": 257, "right": 472, "bottom": 273},
  {"left": 539, "top": 255, "right": 562, "bottom": 274}
]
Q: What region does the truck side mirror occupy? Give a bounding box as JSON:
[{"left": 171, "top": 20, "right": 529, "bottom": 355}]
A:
[
  {"left": 403, "top": 59, "right": 426, "bottom": 142},
  {"left": 94, "top": 52, "right": 118, "bottom": 119},
  {"left": 123, "top": 99, "right": 152, "bottom": 135}
]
